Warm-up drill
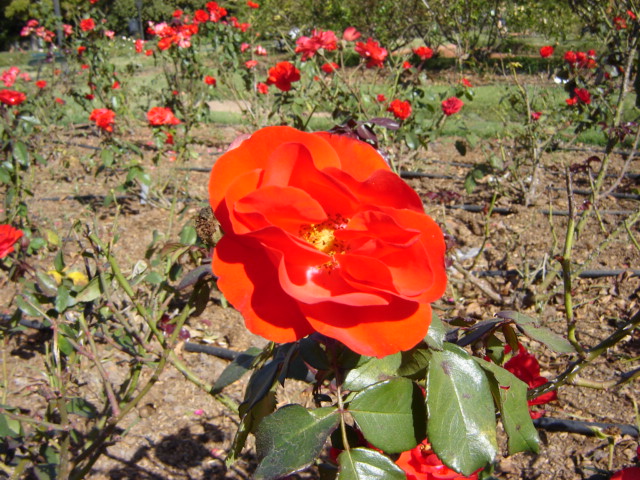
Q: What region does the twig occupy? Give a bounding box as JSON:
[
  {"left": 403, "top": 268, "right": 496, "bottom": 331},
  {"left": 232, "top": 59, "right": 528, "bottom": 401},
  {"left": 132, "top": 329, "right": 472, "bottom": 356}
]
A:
[{"left": 451, "top": 260, "right": 503, "bottom": 303}]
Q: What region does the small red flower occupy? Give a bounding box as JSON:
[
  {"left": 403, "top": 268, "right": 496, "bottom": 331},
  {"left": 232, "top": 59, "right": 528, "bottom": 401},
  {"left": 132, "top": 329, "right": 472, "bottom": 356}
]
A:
[
  {"left": 256, "top": 82, "right": 269, "bottom": 94},
  {"left": 204, "top": 75, "right": 217, "bottom": 86},
  {"left": 295, "top": 29, "right": 338, "bottom": 61},
  {"left": 145, "top": 49, "right": 153, "bottom": 56},
  {"left": 266, "top": 61, "right": 301, "bottom": 91},
  {"left": 396, "top": 439, "right": 480, "bottom": 480},
  {"left": 441, "top": 97, "right": 463, "bottom": 116},
  {"left": 194, "top": 9, "right": 209, "bottom": 23},
  {"left": 504, "top": 345, "right": 557, "bottom": 418},
  {"left": 245, "top": 60, "right": 258, "bottom": 69},
  {"left": 77, "top": 46, "right": 87, "bottom": 54},
  {"left": 413, "top": 46, "right": 433, "bottom": 60},
  {"left": 80, "top": 64, "right": 90, "bottom": 70},
  {"left": 564, "top": 50, "right": 577, "bottom": 64},
  {"left": 147, "top": 107, "right": 181, "bottom": 126},
  {"left": 614, "top": 16, "right": 628, "bottom": 29},
  {"left": 89, "top": 108, "right": 116, "bottom": 132},
  {"left": 321, "top": 62, "right": 339, "bottom": 74},
  {"left": 355, "top": 38, "right": 388, "bottom": 68},
  {"left": 0, "top": 89, "right": 26, "bottom": 106},
  {"left": 402, "top": 61, "right": 412, "bottom": 70},
  {"left": 574, "top": 87, "right": 591, "bottom": 104},
  {"left": 376, "top": 94, "right": 386, "bottom": 102},
  {"left": 531, "top": 111, "right": 542, "bottom": 121},
  {"left": 80, "top": 18, "right": 95, "bottom": 32},
  {"left": 35, "top": 80, "right": 47, "bottom": 89},
  {"left": 172, "top": 9, "right": 183, "bottom": 18},
  {"left": 628, "top": 10, "right": 637, "bottom": 20},
  {"left": 461, "top": 78, "right": 472, "bottom": 88},
  {"left": 112, "top": 81, "right": 120, "bottom": 89},
  {"left": 135, "top": 39, "right": 145, "bottom": 53},
  {"left": 342, "top": 26, "right": 361, "bottom": 42},
  {"left": 387, "top": 99, "right": 412, "bottom": 120},
  {"left": 85, "top": 93, "right": 94, "bottom": 100},
  {"left": 55, "top": 97, "right": 65, "bottom": 104},
  {"left": 247, "top": 1, "right": 259, "bottom": 7},
  {"left": 0, "top": 224, "right": 24, "bottom": 259},
  {"left": 539, "top": 45, "right": 554, "bottom": 58}
]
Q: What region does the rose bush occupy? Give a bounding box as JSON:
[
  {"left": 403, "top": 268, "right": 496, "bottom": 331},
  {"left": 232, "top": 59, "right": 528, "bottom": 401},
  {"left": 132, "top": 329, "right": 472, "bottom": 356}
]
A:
[{"left": 209, "top": 126, "right": 447, "bottom": 357}]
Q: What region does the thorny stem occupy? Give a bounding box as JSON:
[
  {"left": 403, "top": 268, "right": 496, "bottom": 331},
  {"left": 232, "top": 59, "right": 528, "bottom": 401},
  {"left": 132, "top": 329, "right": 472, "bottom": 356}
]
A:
[{"left": 528, "top": 311, "right": 640, "bottom": 400}]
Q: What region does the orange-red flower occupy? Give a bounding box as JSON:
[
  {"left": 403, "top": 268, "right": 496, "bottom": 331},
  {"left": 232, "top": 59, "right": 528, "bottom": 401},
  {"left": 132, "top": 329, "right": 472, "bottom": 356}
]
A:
[
  {"left": 266, "top": 61, "right": 301, "bottom": 91},
  {"left": 539, "top": 45, "right": 554, "bottom": 58},
  {"left": 413, "top": 46, "right": 433, "bottom": 60},
  {"left": 387, "top": 99, "right": 412, "bottom": 120},
  {"left": 209, "top": 127, "right": 447, "bottom": 357},
  {"left": 89, "top": 108, "right": 115, "bottom": 132},
  {"left": 396, "top": 439, "right": 480, "bottom": 480},
  {"left": 0, "top": 224, "right": 23, "bottom": 259},
  {"left": 204, "top": 75, "right": 217, "bottom": 86},
  {"left": 355, "top": 38, "right": 388, "bottom": 68},
  {"left": 441, "top": 97, "right": 463, "bottom": 116},
  {"left": 147, "top": 107, "right": 180, "bottom": 126},
  {"left": 0, "top": 89, "right": 26, "bottom": 106}
]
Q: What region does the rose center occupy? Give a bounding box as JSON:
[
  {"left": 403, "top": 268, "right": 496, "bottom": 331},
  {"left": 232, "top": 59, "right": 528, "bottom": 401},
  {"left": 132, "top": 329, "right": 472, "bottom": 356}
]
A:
[{"left": 299, "top": 215, "right": 348, "bottom": 256}]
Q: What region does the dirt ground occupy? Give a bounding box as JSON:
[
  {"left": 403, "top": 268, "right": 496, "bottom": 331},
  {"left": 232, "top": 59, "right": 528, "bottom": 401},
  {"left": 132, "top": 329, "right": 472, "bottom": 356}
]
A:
[{"left": 1, "top": 110, "right": 639, "bottom": 480}]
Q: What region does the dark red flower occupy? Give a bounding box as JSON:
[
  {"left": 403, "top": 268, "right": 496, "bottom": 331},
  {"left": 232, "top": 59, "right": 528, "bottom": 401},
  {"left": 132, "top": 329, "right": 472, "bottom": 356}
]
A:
[
  {"left": 413, "top": 46, "right": 433, "bottom": 60},
  {"left": 89, "top": 108, "right": 115, "bottom": 132},
  {"left": 376, "top": 94, "right": 386, "bottom": 102},
  {"left": 539, "top": 45, "right": 554, "bottom": 58},
  {"left": 0, "top": 224, "right": 24, "bottom": 259},
  {"left": 611, "top": 467, "right": 640, "bottom": 480},
  {"left": 614, "top": 16, "right": 628, "bottom": 29},
  {"left": 574, "top": 87, "right": 591, "bottom": 104},
  {"left": 0, "top": 89, "right": 26, "bottom": 106},
  {"left": 441, "top": 97, "right": 463, "bottom": 116},
  {"left": 387, "top": 99, "right": 412, "bottom": 120},
  {"left": 80, "top": 18, "right": 95, "bottom": 32},
  {"left": 204, "top": 75, "right": 217, "bottom": 86},
  {"left": 396, "top": 439, "right": 480, "bottom": 480},
  {"left": 266, "top": 61, "right": 301, "bottom": 91},
  {"left": 504, "top": 345, "right": 557, "bottom": 418},
  {"left": 564, "top": 50, "right": 577, "bottom": 64},
  {"left": 147, "top": 107, "right": 180, "bottom": 126},
  {"left": 209, "top": 126, "right": 447, "bottom": 357},
  {"left": 355, "top": 38, "right": 388, "bottom": 68}
]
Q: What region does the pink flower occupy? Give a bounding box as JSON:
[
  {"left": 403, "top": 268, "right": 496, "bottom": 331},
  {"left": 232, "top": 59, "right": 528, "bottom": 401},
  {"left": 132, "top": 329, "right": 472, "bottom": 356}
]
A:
[
  {"left": 240, "top": 42, "right": 251, "bottom": 52},
  {"left": 245, "top": 60, "right": 258, "bottom": 69},
  {"left": 342, "top": 26, "right": 361, "bottom": 42},
  {"left": 355, "top": 38, "right": 388, "bottom": 68},
  {"left": 441, "top": 97, "right": 463, "bottom": 116},
  {"left": 531, "top": 111, "right": 542, "bottom": 121},
  {"left": 104, "top": 30, "right": 115, "bottom": 39},
  {"left": 63, "top": 24, "right": 73, "bottom": 36},
  {"left": 254, "top": 45, "right": 267, "bottom": 56}
]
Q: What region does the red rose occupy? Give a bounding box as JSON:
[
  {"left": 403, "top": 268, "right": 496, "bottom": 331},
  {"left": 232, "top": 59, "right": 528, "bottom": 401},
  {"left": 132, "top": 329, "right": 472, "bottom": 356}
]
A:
[
  {"left": 78, "top": 46, "right": 87, "bottom": 54},
  {"left": 0, "top": 224, "right": 24, "bottom": 259},
  {"left": 247, "top": 1, "right": 259, "bottom": 8},
  {"left": 413, "top": 46, "right": 433, "bottom": 60},
  {"left": 355, "top": 38, "right": 388, "bottom": 68},
  {"left": 504, "top": 345, "right": 557, "bottom": 418},
  {"left": 321, "top": 62, "right": 339, "bottom": 74},
  {"left": 147, "top": 107, "right": 180, "bottom": 126},
  {"left": 35, "top": 80, "right": 47, "bottom": 89},
  {"left": 611, "top": 467, "right": 640, "bottom": 480},
  {"left": 441, "top": 97, "right": 463, "bottom": 116},
  {"left": 209, "top": 126, "right": 447, "bottom": 357},
  {"left": 564, "top": 50, "right": 577, "bottom": 64},
  {"left": 89, "top": 108, "right": 115, "bottom": 132},
  {"left": 531, "top": 111, "right": 542, "bottom": 121},
  {"left": 80, "top": 18, "right": 95, "bottom": 32},
  {"left": 245, "top": 60, "right": 258, "bottom": 69},
  {"left": 574, "top": 87, "right": 591, "bottom": 104},
  {"left": 194, "top": 9, "right": 209, "bottom": 23},
  {"left": 402, "top": 61, "right": 412, "bottom": 70},
  {"left": 295, "top": 29, "right": 338, "bottom": 61},
  {"left": 376, "top": 94, "right": 386, "bottom": 102},
  {"left": 204, "top": 75, "right": 217, "bottom": 86},
  {"left": 566, "top": 97, "right": 578, "bottom": 106},
  {"left": 342, "top": 26, "right": 361, "bottom": 42},
  {"left": 206, "top": 1, "right": 227, "bottom": 22},
  {"left": 396, "top": 439, "right": 480, "bottom": 480},
  {"left": 614, "top": 16, "right": 628, "bottom": 29},
  {"left": 0, "top": 89, "right": 26, "bottom": 106},
  {"left": 266, "top": 61, "right": 301, "bottom": 91},
  {"left": 387, "top": 99, "right": 412, "bottom": 120},
  {"left": 628, "top": 10, "right": 637, "bottom": 20},
  {"left": 256, "top": 82, "right": 269, "bottom": 94},
  {"left": 461, "top": 78, "right": 472, "bottom": 88},
  {"left": 539, "top": 45, "right": 554, "bottom": 58}
]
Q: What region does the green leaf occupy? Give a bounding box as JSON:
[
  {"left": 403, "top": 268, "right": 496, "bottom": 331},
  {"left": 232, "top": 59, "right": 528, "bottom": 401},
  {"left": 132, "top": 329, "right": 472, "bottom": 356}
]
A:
[
  {"left": 228, "top": 391, "right": 277, "bottom": 467},
  {"left": 13, "top": 141, "right": 29, "bottom": 165},
  {"left": 398, "top": 348, "right": 430, "bottom": 378},
  {"left": 15, "top": 295, "right": 43, "bottom": 317},
  {"left": 36, "top": 272, "right": 59, "bottom": 297},
  {"left": 474, "top": 358, "right": 540, "bottom": 455},
  {"left": 343, "top": 353, "right": 402, "bottom": 391},
  {"left": 212, "top": 347, "right": 261, "bottom": 395},
  {"left": 427, "top": 343, "right": 497, "bottom": 475},
  {"left": 55, "top": 285, "right": 73, "bottom": 313},
  {"left": 255, "top": 405, "right": 339, "bottom": 480},
  {"left": 337, "top": 448, "right": 405, "bottom": 480},
  {"left": 349, "top": 378, "right": 425, "bottom": 453},
  {"left": 180, "top": 225, "right": 198, "bottom": 245},
  {"left": 425, "top": 310, "right": 446, "bottom": 349},
  {"left": 53, "top": 250, "right": 65, "bottom": 273},
  {"left": 299, "top": 337, "right": 330, "bottom": 371},
  {"left": 144, "top": 271, "right": 163, "bottom": 285},
  {"left": 497, "top": 311, "right": 575, "bottom": 354},
  {"left": 0, "top": 412, "right": 23, "bottom": 438},
  {"left": 66, "top": 397, "right": 99, "bottom": 419},
  {"left": 75, "top": 275, "right": 107, "bottom": 303}
]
